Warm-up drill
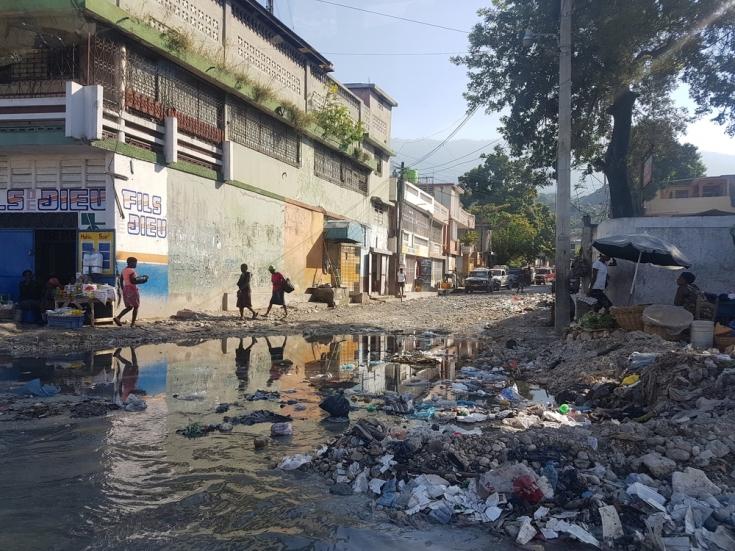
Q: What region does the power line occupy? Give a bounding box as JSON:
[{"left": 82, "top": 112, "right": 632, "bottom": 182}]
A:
[
  {"left": 310, "top": 0, "right": 470, "bottom": 33},
  {"left": 418, "top": 138, "right": 503, "bottom": 171},
  {"left": 410, "top": 106, "right": 479, "bottom": 167},
  {"left": 322, "top": 51, "right": 466, "bottom": 56}
]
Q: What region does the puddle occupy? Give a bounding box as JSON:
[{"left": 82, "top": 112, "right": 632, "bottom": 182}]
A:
[{"left": 0, "top": 333, "right": 529, "bottom": 551}]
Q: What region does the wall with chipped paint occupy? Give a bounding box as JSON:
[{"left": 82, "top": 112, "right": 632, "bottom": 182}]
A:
[{"left": 282, "top": 203, "right": 329, "bottom": 291}]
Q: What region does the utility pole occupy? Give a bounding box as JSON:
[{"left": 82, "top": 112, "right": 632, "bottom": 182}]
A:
[
  {"left": 393, "top": 162, "right": 405, "bottom": 295},
  {"left": 555, "top": 0, "right": 573, "bottom": 333}
]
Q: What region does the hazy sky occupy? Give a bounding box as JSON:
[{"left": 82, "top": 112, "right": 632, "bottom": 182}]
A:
[{"left": 273, "top": 0, "right": 735, "bottom": 157}]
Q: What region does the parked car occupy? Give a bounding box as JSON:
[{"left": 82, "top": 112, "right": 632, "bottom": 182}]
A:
[
  {"left": 464, "top": 268, "right": 493, "bottom": 293},
  {"left": 490, "top": 268, "right": 509, "bottom": 290},
  {"left": 534, "top": 267, "right": 555, "bottom": 285}
]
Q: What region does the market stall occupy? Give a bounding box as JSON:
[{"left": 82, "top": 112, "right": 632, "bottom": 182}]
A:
[{"left": 52, "top": 282, "right": 117, "bottom": 327}]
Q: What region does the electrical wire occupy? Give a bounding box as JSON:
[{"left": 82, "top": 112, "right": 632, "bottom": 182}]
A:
[
  {"left": 410, "top": 106, "right": 479, "bottom": 167},
  {"left": 321, "top": 51, "right": 466, "bottom": 56},
  {"left": 418, "top": 138, "right": 503, "bottom": 171},
  {"left": 309, "top": 0, "right": 470, "bottom": 33}
]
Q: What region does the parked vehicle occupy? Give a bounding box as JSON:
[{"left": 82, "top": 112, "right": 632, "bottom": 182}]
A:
[
  {"left": 534, "top": 267, "right": 556, "bottom": 285},
  {"left": 490, "top": 268, "right": 509, "bottom": 289},
  {"left": 464, "top": 268, "right": 493, "bottom": 293}
]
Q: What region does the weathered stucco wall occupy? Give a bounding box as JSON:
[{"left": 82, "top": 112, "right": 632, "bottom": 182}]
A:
[
  {"left": 167, "top": 169, "right": 284, "bottom": 313},
  {"left": 229, "top": 140, "right": 390, "bottom": 225},
  {"left": 282, "top": 203, "right": 328, "bottom": 290},
  {"left": 595, "top": 216, "right": 735, "bottom": 306}
]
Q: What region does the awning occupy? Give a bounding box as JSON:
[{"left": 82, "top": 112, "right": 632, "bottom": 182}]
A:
[
  {"left": 324, "top": 220, "right": 365, "bottom": 243},
  {"left": 370, "top": 246, "right": 392, "bottom": 256}
]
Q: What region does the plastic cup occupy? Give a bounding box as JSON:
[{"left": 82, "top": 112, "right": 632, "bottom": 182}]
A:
[{"left": 558, "top": 403, "right": 570, "bottom": 415}]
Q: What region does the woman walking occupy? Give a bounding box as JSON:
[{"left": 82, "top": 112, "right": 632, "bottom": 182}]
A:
[
  {"left": 264, "top": 265, "right": 288, "bottom": 319},
  {"left": 114, "top": 257, "right": 141, "bottom": 327},
  {"left": 237, "top": 263, "right": 257, "bottom": 319}
]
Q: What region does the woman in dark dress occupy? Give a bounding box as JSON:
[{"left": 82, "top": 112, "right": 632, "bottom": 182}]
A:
[{"left": 237, "top": 264, "right": 257, "bottom": 319}]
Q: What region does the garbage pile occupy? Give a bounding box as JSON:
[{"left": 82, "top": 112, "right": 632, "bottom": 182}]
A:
[{"left": 277, "top": 330, "right": 735, "bottom": 549}]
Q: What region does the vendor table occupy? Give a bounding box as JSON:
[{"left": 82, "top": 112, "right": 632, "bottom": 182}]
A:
[{"left": 54, "top": 296, "right": 115, "bottom": 327}]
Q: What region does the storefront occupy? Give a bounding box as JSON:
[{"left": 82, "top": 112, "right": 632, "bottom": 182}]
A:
[{"left": 0, "top": 155, "right": 116, "bottom": 301}]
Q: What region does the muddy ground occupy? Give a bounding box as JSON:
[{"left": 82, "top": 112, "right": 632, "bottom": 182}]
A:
[{"left": 0, "top": 290, "right": 554, "bottom": 358}]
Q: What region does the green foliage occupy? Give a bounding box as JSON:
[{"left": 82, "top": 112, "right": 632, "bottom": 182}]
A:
[
  {"left": 462, "top": 147, "right": 554, "bottom": 265},
  {"left": 279, "top": 100, "right": 314, "bottom": 131},
  {"left": 252, "top": 82, "right": 276, "bottom": 104},
  {"left": 160, "top": 27, "right": 192, "bottom": 54},
  {"left": 315, "top": 85, "right": 365, "bottom": 149},
  {"left": 629, "top": 117, "right": 706, "bottom": 201},
  {"left": 454, "top": 1, "right": 735, "bottom": 214},
  {"left": 460, "top": 230, "right": 479, "bottom": 246},
  {"left": 579, "top": 312, "right": 617, "bottom": 331}
]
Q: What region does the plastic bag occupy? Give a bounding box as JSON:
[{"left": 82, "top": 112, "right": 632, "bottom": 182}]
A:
[{"left": 278, "top": 453, "right": 312, "bottom": 470}]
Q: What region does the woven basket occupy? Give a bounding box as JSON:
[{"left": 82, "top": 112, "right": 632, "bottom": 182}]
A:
[
  {"left": 610, "top": 305, "right": 647, "bottom": 331},
  {"left": 715, "top": 334, "right": 735, "bottom": 352},
  {"left": 643, "top": 322, "right": 683, "bottom": 341}
]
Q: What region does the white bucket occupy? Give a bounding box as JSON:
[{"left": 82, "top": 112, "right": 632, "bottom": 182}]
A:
[{"left": 690, "top": 320, "right": 714, "bottom": 349}]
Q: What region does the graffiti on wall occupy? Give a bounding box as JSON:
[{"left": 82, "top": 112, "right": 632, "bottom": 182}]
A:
[
  {"left": 121, "top": 189, "right": 168, "bottom": 238},
  {"left": 0, "top": 187, "right": 106, "bottom": 212}
]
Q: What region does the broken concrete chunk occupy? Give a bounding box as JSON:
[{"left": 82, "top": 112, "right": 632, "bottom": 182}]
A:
[
  {"left": 640, "top": 452, "right": 677, "bottom": 478},
  {"left": 516, "top": 516, "right": 537, "bottom": 545},
  {"left": 546, "top": 518, "right": 600, "bottom": 548},
  {"left": 672, "top": 468, "right": 722, "bottom": 498},
  {"left": 627, "top": 482, "right": 667, "bottom": 512},
  {"left": 599, "top": 505, "right": 624, "bottom": 540}
]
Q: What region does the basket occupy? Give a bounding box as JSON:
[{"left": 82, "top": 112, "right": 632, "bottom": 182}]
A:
[
  {"left": 715, "top": 334, "right": 735, "bottom": 352},
  {"left": 643, "top": 322, "right": 683, "bottom": 341},
  {"left": 47, "top": 314, "right": 85, "bottom": 329},
  {"left": 610, "top": 305, "right": 647, "bottom": 331}
]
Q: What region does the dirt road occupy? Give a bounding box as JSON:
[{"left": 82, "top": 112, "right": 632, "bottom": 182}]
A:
[{"left": 0, "top": 291, "right": 553, "bottom": 357}]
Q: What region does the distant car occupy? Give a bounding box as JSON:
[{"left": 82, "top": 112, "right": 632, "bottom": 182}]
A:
[
  {"left": 534, "top": 267, "right": 555, "bottom": 285},
  {"left": 490, "top": 268, "right": 509, "bottom": 289},
  {"left": 464, "top": 268, "right": 493, "bottom": 293}
]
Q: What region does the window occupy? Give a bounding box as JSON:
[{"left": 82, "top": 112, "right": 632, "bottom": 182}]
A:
[
  {"left": 314, "top": 144, "right": 369, "bottom": 195},
  {"left": 702, "top": 184, "right": 724, "bottom": 197},
  {"left": 674, "top": 190, "right": 689, "bottom": 199},
  {"left": 230, "top": 103, "right": 300, "bottom": 165}
]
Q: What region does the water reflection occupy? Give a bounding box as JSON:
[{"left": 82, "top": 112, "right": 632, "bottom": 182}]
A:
[{"left": 0, "top": 333, "right": 495, "bottom": 551}]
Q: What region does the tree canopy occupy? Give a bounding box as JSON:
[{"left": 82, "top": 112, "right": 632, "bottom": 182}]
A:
[
  {"left": 460, "top": 147, "right": 554, "bottom": 265},
  {"left": 454, "top": 0, "right": 735, "bottom": 218}
]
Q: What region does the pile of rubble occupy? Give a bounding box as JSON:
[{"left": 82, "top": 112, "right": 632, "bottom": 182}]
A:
[{"left": 278, "top": 334, "right": 735, "bottom": 549}]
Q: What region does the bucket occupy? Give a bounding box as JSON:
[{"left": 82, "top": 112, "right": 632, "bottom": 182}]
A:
[{"left": 691, "top": 320, "right": 714, "bottom": 349}]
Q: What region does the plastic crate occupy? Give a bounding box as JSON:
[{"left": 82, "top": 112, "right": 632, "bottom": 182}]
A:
[{"left": 47, "top": 314, "right": 85, "bottom": 329}]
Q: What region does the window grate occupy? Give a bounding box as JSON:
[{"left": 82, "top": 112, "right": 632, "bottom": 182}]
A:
[
  {"left": 230, "top": 103, "right": 299, "bottom": 165},
  {"left": 314, "top": 144, "right": 369, "bottom": 195}
]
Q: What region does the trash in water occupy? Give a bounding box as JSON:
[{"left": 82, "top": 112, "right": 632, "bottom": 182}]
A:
[
  {"left": 124, "top": 394, "right": 147, "bottom": 412},
  {"left": 215, "top": 403, "right": 230, "bottom": 413},
  {"left": 229, "top": 410, "right": 292, "bottom": 426},
  {"left": 173, "top": 391, "right": 206, "bottom": 401},
  {"left": 247, "top": 389, "right": 280, "bottom": 401},
  {"left": 178, "top": 422, "right": 216, "bottom": 438},
  {"left": 499, "top": 385, "right": 523, "bottom": 402},
  {"left": 271, "top": 422, "right": 293, "bottom": 436},
  {"left": 278, "top": 453, "right": 312, "bottom": 470},
  {"left": 382, "top": 392, "right": 414, "bottom": 415},
  {"left": 319, "top": 393, "right": 351, "bottom": 418}
]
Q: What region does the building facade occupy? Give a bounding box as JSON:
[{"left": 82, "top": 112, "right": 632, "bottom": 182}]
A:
[
  {"left": 644, "top": 175, "right": 735, "bottom": 217},
  {"left": 0, "top": 0, "right": 396, "bottom": 314}
]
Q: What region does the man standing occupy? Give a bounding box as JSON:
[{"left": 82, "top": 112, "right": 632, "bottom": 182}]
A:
[
  {"left": 397, "top": 267, "right": 406, "bottom": 300},
  {"left": 589, "top": 254, "right": 614, "bottom": 311},
  {"left": 264, "top": 265, "right": 288, "bottom": 318}
]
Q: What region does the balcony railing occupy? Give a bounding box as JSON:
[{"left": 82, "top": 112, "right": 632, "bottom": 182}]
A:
[{"left": 433, "top": 202, "right": 449, "bottom": 224}]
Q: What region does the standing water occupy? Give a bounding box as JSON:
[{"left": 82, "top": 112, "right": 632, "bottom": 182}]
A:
[{"left": 0, "top": 334, "right": 518, "bottom": 550}]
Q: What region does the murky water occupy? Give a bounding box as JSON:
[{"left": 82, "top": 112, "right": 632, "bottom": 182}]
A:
[{"left": 0, "top": 334, "right": 519, "bottom": 551}]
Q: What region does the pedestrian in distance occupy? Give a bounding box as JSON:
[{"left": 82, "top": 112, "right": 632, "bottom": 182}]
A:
[
  {"left": 397, "top": 267, "right": 406, "bottom": 301},
  {"left": 236, "top": 263, "right": 257, "bottom": 320},
  {"left": 264, "top": 265, "right": 288, "bottom": 318},
  {"left": 114, "top": 257, "right": 145, "bottom": 327}
]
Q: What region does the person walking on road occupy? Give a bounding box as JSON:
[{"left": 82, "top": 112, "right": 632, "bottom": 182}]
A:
[
  {"left": 114, "top": 257, "right": 141, "bottom": 327},
  {"left": 264, "top": 265, "right": 288, "bottom": 318},
  {"left": 588, "top": 254, "right": 614, "bottom": 312},
  {"left": 397, "top": 267, "right": 406, "bottom": 301},
  {"left": 236, "top": 263, "right": 257, "bottom": 320}
]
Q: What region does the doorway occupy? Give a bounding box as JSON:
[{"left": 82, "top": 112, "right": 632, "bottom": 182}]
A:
[
  {"left": 0, "top": 229, "right": 34, "bottom": 301},
  {"left": 34, "top": 229, "right": 77, "bottom": 285}
]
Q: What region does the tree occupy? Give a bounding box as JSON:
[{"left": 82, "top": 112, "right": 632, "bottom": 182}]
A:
[
  {"left": 628, "top": 117, "right": 706, "bottom": 202},
  {"left": 459, "top": 146, "right": 551, "bottom": 211},
  {"left": 454, "top": 1, "right": 735, "bottom": 218},
  {"left": 460, "top": 147, "right": 555, "bottom": 264}
]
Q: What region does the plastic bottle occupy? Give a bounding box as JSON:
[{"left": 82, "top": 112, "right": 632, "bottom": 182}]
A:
[{"left": 558, "top": 403, "right": 570, "bottom": 415}]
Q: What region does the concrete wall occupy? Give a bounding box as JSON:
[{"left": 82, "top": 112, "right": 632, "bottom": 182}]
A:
[
  {"left": 229, "top": 139, "right": 390, "bottom": 225},
  {"left": 596, "top": 216, "right": 735, "bottom": 305}
]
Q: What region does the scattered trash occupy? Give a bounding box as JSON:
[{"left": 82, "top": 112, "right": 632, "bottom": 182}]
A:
[
  {"left": 382, "top": 392, "right": 414, "bottom": 415},
  {"left": 278, "top": 454, "right": 312, "bottom": 470},
  {"left": 16, "top": 378, "right": 59, "bottom": 397},
  {"left": 173, "top": 391, "right": 206, "bottom": 401},
  {"left": 229, "top": 410, "right": 291, "bottom": 426},
  {"left": 215, "top": 403, "right": 230, "bottom": 413},
  {"left": 178, "top": 422, "right": 215, "bottom": 438},
  {"left": 253, "top": 436, "right": 268, "bottom": 450},
  {"left": 270, "top": 422, "right": 293, "bottom": 437},
  {"left": 319, "top": 393, "right": 351, "bottom": 418},
  {"left": 124, "top": 394, "right": 147, "bottom": 412},
  {"left": 247, "top": 390, "right": 280, "bottom": 401},
  {"left": 598, "top": 505, "right": 623, "bottom": 540}
]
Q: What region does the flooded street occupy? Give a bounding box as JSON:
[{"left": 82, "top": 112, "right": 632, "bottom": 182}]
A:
[{"left": 0, "top": 333, "right": 510, "bottom": 551}]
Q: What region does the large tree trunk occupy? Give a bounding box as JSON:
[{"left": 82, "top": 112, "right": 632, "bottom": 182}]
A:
[{"left": 603, "top": 89, "right": 638, "bottom": 218}]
